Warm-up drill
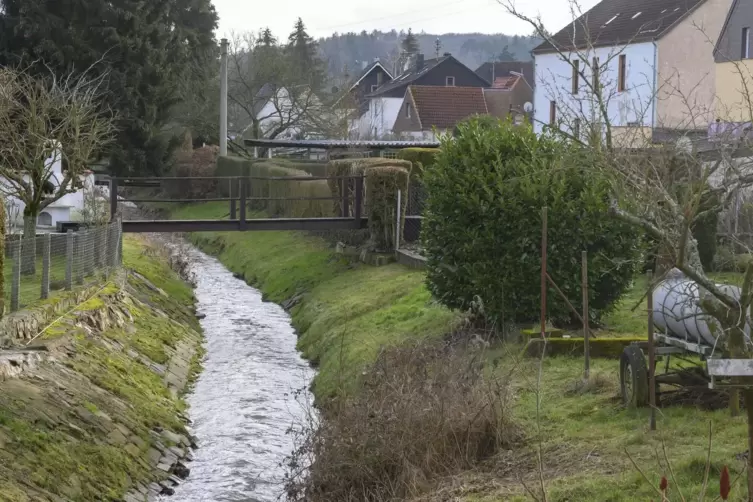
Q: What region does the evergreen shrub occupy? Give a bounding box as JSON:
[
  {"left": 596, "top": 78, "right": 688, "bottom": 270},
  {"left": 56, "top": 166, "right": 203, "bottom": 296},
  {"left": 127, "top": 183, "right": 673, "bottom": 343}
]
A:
[{"left": 422, "top": 117, "right": 642, "bottom": 324}]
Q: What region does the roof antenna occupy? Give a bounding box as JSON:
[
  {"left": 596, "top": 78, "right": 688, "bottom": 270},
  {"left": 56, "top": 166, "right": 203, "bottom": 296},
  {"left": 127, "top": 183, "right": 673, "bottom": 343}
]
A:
[{"left": 434, "top": 38, "right": 442, "bottom": 59}]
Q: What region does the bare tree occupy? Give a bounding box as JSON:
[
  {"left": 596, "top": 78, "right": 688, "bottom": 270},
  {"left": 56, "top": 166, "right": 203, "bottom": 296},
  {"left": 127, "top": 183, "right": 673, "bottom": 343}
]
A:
[
  {"left": 500, "top": 0, "right": 753, "bottom": 497},
  {"left": 226, "top": 32, "right": 323, "bottom": 152},
  {"left": 0, "top": 66, "right": 115, "bottom": 273}
]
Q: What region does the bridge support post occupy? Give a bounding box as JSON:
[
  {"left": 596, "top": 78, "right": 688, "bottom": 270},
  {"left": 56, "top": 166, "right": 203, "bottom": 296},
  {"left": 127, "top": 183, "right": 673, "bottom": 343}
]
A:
[
  {"left": 229, "top": 178, "right": 237, "bottom": 219},
  {"left": 354, "top": 176, "right": 363, "bottom": 229},
  {"left": 239, "top": 178, "right": 247, "bottom": 230},
  {"left": 109, "top": 177, "right": 118, "bottom": 221}
]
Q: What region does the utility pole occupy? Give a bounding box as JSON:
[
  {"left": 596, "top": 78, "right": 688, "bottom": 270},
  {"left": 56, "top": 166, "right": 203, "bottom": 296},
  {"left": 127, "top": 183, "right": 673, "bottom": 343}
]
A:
[{"left": 220, "top": 38, "right": 229, "bottom": 157}]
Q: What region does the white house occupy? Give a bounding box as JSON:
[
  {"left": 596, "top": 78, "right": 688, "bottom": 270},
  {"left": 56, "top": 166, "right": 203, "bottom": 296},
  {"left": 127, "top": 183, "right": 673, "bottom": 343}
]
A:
[
  {"left": 1, "top": 146, "right": 98, "bottom": 232},
  {"left": 532, "top": 0, "right": 732, "bottom": 144}
]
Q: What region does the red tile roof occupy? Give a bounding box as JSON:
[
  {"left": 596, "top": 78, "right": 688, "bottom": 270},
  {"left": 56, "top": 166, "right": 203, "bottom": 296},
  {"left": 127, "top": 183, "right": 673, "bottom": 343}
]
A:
[
  {"left": 492, "top": 75, "right": 520, "bottom": 90},
  {"left": 409, "top": 86, "right": 488, "bottom": 130}
]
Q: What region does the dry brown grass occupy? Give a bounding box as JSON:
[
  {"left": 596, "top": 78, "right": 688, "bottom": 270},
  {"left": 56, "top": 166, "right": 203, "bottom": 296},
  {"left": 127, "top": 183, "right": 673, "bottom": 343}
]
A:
[{"left": 286, "top": 342, "right": 522, "bottom": 502}]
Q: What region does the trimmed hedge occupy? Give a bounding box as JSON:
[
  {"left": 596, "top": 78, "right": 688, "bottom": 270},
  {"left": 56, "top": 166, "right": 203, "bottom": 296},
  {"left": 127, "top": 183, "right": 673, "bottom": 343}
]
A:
[
  {"left": 365, "top": 166, "right": 410, "bottom": 251},
  {"left": 326, "top": 158, "right": 412, "bottom": 217},
  {"left": 397, "top": 148, "right": 440, "bottom": 179},
  {"left": 215, "top": 155, "right": 333, "bottom": 218},
  {"left": 423, "top": 117, "right": 642, "bottom": 325}
]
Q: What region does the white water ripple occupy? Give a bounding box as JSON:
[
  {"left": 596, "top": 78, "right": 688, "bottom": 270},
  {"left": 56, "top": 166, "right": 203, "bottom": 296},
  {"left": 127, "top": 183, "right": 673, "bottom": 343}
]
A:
[{"left": 164, "top": 247, "right": 315, "bottom": 502}]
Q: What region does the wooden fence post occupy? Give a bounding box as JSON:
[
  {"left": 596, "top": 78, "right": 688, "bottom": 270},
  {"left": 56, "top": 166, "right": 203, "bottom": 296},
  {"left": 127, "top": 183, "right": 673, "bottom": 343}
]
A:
[
  {"left": 582, "top": 251, "right": 590, "bottom": 380},
  {"left": 41, "top": 233, "right": 50, "bottom": 300},
  {"left": 395, "top": 189, "right": 402, "bottom": 251},
  {"left": 11, "top": 239, "right": 20, "bottom": 312},
  {"left": 647, "top": 271, "right": 657, "bottom": 431},
  {"left": 540, "top": 207, "right": 548, "bottom": 339},
  {"left": 65, "top": 230, "right": 73, "bottom": 291}
]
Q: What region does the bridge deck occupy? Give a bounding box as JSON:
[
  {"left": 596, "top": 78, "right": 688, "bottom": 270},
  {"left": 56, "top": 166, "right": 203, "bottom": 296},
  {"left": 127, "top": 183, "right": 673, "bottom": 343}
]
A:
[{"left": 122, "top": 217, "right": 368, "bottom": 233}]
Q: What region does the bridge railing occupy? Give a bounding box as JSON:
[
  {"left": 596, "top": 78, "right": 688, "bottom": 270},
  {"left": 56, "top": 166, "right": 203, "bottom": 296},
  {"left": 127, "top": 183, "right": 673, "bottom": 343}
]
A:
[{"left": 107, "top": 175, "right": 366, "bottom": 233}]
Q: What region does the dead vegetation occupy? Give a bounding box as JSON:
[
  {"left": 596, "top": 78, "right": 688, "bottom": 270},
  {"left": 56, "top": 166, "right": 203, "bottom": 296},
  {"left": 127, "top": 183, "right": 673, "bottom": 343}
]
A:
[{"left": 285, "top": 342, "right": 521, "bottom": 502}]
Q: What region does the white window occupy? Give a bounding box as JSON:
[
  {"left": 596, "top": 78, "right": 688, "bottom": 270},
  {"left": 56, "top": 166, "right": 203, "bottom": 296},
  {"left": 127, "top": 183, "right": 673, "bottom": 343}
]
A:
[
  {"left": 445, "top": 76, "right": 455, "bottom": 86},
  {"left": 406, "top": 102, "right": 412, "bottom": 118}
]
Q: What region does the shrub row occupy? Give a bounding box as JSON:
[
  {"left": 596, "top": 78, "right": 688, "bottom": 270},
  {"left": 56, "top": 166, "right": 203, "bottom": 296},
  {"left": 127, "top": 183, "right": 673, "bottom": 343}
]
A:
[
  {"left": 396, "top": 148, "right": 440, "bottom": 178},
  {"left": 215, "top": 156, "right": 333, "bottom": 218}
]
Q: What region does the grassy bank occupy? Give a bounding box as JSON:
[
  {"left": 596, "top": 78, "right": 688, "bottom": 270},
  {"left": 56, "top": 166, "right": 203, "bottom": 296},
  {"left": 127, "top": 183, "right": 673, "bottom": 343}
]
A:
[
  {"left": 0, "top": 236, "right": 202, "bottom": 501},
  {"left": 170, "top": 202, "right": 751, "bottom": 501},
  {"left": 171, "top": 202, "right": 456, "bottom": 399}
]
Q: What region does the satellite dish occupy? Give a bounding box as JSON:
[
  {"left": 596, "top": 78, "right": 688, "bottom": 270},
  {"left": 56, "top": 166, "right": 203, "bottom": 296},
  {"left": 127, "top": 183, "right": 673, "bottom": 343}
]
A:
[{"left": 523, "top": 102, "right": 533, "bottom": 113}]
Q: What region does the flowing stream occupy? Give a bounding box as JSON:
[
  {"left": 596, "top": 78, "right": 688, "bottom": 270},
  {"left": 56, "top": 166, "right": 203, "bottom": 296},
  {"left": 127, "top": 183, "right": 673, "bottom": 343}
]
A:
[{"left": 165, "top": 246, "right": 315, "bottom": 501}]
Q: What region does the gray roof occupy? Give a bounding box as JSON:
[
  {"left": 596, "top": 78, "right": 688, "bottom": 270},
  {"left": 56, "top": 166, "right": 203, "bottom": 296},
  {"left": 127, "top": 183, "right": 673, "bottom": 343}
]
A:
[
  {"left": 366, "top": 55, "right": 452, "bottom": 97},
  {"left": 533, "top": 0, "right": 705, "bottom": 53},
  {"left": 252, "top": 83, "right": 275, "bottom": 117},
  {"left": 349, "top": 61, "right": 393, "bottom": 91}
]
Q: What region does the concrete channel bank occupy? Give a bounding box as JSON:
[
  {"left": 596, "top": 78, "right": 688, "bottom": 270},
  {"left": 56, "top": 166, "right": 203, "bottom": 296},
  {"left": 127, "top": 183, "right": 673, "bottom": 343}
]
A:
[{"left": 0, "top": 236, "right": 203, "bottom": 501}]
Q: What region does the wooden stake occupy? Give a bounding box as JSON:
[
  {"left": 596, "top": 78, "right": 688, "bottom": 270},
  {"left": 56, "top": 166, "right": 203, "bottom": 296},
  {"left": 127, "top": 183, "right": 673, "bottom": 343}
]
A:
[
  {"left": 582, "top": 251, "right": 590, "bottom": 380},
  {"left": 540, "top": 207, "right": 548, "bottom": 339},
  {"left": 647, "top": 270, "right": 657, "bottom": 431}
]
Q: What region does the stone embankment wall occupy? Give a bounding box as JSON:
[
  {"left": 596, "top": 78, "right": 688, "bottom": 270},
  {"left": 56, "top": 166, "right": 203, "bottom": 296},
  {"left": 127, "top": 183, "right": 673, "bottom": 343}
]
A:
[{"left": 0, "top": 239, "right": 203, "bottom": 502}]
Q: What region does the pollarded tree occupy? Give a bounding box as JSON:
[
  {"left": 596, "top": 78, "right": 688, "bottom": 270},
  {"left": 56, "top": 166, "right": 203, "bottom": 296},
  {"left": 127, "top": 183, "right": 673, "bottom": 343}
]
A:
[{"left": 0, "top": 67, "right": 115, "bottom": 273}]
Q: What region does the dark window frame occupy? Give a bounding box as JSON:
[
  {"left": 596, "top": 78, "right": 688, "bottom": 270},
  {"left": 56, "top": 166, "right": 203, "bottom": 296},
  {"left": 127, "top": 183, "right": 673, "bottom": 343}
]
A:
[
  {"left": 743, "top": 27, "right": 750, "bottom": 59},
  {"left": 617, "top": 54, "right": 627, "bottom": 92},
  {"left": 549, "top": 100, "right": 556, "bottom": 125}
]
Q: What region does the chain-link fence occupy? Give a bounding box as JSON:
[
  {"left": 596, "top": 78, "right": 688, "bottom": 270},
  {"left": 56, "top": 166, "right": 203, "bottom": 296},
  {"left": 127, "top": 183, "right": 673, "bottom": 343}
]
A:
[{"left": 3, "top": 221, "right": 123, "bottom": 313}]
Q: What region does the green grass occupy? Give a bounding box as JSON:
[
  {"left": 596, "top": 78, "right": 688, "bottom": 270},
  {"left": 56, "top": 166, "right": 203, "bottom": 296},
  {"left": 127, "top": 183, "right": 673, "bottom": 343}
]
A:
[
  {"left": 168, "top": 203, "right": 752, "bottom": 499},
  {"left": 171, "top": 202, "right": 458, "bottom": 399},
  {"left": 2, "top": 252, "right": 110, "bottom": 312},
  {"left": 0, "top": 235, "right": 201, "bottom": 501}
]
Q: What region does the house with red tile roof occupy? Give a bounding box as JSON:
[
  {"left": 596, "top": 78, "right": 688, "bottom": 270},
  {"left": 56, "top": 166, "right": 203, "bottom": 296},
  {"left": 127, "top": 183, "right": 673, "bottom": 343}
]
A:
[{"left": 392, "top": 84, "right": 529, "bottom": 140}]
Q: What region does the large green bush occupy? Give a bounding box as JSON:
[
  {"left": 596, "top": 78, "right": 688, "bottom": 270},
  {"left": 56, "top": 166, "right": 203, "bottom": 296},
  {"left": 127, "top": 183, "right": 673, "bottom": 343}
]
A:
[{"left": 423, "top": 118, "right": 642, "bottom": 324}]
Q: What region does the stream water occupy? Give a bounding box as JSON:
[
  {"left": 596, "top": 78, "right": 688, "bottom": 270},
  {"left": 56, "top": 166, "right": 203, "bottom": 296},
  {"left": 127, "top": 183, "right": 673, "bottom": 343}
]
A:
[{"left": 166, "top": 246, "right": 315, "bottom": 502}]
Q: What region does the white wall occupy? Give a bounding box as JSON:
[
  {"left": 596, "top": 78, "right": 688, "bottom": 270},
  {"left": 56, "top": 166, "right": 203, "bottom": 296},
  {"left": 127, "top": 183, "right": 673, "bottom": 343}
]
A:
[
  {"left": 358, "top": 97, "right": 403, "bottom": 138},
  {"left": 533, "top": 42, "right": 657, "bottom": 136},
  {"left": 256, "top": 88, "right": 304, "bottom": 139},
  {"left": 1, "top": 147, "right": 97, "bottom": 231}
]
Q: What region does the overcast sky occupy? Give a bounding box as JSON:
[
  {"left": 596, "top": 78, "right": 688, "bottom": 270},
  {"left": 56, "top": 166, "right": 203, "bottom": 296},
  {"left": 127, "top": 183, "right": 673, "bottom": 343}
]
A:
[{"left": 212, "top": 0, "right": 600, "bottom": 40}]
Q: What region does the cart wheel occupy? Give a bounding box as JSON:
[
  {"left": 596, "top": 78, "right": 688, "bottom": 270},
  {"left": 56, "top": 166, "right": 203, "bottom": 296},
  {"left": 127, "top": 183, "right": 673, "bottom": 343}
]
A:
[{"left": 620, "top": 345, "right": 649, "bottom": 408}]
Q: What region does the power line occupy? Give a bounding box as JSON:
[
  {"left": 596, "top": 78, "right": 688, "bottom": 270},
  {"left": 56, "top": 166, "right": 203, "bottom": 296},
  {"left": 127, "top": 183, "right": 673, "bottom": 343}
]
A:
[{"left": 312, "top": 0, "right": 471, "bottom": 33}]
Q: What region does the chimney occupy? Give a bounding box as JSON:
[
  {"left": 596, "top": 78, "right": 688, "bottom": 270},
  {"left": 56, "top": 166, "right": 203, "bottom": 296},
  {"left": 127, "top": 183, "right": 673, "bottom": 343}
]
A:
[
  {"left": 443, "top": 52, "right": 451, "bottom": 57},
  {"left": 374, "top": 57, "right": 380, "bottom": 63},
  {"left": 416, "top": 53, "right": 425, "bottom": 71}
]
